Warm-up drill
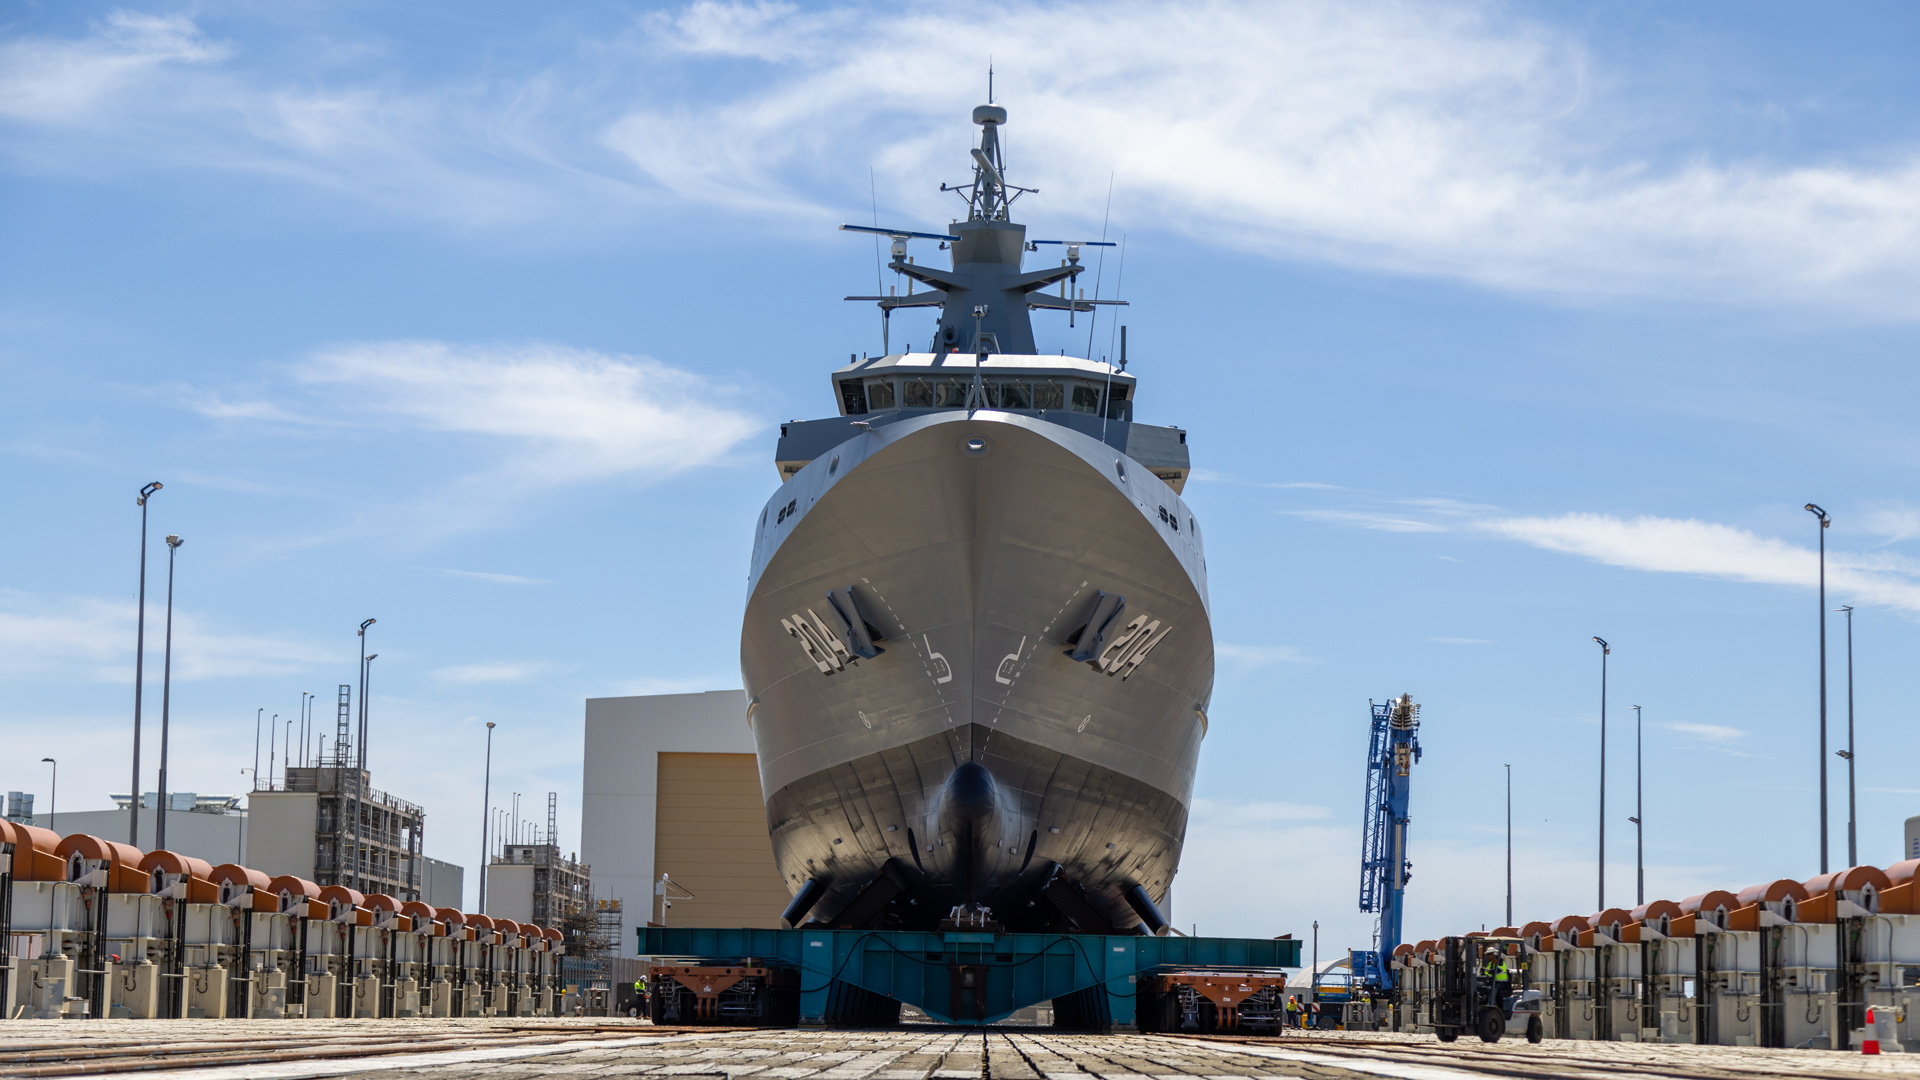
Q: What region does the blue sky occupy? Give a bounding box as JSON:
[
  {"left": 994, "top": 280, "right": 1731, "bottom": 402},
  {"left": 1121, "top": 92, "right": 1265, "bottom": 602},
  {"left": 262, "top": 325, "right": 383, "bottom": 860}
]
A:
[{"left": 3, "top": 1, "right": 1918, "bottom": 951}]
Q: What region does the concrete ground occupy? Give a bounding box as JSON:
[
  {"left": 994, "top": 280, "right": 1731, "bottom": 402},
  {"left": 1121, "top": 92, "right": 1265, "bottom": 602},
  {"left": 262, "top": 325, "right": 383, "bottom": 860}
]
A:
[{"left": 1, "top": 1021, "right": 1916, "bottom": 1079}]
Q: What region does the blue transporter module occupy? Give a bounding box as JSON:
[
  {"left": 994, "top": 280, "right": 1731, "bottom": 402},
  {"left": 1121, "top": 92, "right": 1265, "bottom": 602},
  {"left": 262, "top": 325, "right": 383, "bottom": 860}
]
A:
[{"left": 639, "top": 926, "right": 1301, "bottom": 1029}]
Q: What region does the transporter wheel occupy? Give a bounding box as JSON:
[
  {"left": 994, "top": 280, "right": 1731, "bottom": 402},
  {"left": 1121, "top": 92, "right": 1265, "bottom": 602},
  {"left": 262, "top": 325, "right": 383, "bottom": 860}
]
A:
[
  {"left": 1436, "top": 1026, "right": 1458, "bottom": 1043},
  {"left": 1527, "top": 1015, "right": 1543, "bottom": 1044},
  {"left": 1476, "top": 1007, "right": 1504, "bottom": 1043},
  {"left": 1198, "top": 1001, "right": 1219, "bottom": 1033}
]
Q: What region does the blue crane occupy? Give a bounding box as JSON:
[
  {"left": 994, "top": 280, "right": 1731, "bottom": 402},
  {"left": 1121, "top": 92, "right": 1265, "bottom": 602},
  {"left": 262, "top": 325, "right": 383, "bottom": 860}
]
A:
[{"left": 1350, "top": 693, "right": 1422, "bottom": 998}]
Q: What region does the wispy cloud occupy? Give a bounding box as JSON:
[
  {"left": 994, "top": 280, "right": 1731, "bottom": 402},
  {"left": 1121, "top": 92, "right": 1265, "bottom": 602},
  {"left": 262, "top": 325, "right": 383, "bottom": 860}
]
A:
[
  {"left": 0, "top": 590, "right": 333, "bottom": 680},
  {"left": 0, "top": 11, "right": 228, "bottom": 124},
  {"left": 428, "top": 568, "right": 550, "bottom": 586},
  {"left": 3, "top": 4, "right": 1918, "bottom": 314},
  {"left": 609, "top": 1, "right": 1920, "bottom": 316},
  {"left": 1290, "top": 509, "right": 1447, "bottom": 533},
  {"left": 1216, "top": 643, "right": 1313, "bottom": 667},
  {"left": 1661, "top": 721, "right": 1747, "bottom": 743},
  {"left": 1481, "top": 513, "right": 1920, "bottom": 613},
  {"left": 291, "top": 340, "right": 763, "bottom": 489},
  {"left": 431, "top": 660, "right": 557, "bottom": 684}
]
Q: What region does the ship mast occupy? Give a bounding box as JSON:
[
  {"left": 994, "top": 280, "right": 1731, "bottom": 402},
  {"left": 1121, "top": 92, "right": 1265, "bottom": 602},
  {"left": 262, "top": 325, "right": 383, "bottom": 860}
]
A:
[{"left": 840, "top": 106, "right": 1124, "bottom": 356}]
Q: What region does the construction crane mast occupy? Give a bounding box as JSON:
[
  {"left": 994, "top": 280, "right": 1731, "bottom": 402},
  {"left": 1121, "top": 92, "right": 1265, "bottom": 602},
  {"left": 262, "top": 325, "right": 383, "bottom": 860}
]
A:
[{"left": 1352, "top": 693, "right": 1422, "bottom": 998}]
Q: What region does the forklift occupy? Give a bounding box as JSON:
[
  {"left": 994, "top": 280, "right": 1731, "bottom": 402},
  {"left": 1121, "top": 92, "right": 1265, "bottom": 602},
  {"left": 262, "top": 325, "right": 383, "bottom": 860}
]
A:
[{"left": 1429, "top": 935, "right": 1541, "bottom": 1044}]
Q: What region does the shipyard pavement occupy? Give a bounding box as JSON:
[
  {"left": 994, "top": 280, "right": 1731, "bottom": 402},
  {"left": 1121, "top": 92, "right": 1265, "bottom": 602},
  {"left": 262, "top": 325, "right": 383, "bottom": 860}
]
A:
[{"left": 3, "top": 1021, "right": 1919, "bottom": 1080}]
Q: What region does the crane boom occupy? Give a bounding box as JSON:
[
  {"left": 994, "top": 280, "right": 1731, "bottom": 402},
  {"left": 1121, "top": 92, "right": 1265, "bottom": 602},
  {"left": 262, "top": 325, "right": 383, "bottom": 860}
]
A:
[{"left": 1353, "top": 693, "right": 1421, "bottom": 994}]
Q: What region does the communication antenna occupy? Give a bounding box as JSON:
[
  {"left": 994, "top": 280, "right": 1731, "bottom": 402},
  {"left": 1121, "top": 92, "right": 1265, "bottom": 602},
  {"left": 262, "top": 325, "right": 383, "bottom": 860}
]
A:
[
  {"left": 870, "top": 168, "right": 885, "bottom": 351},
  {"left": 1084, "top": 173, "right": 1115, "bottom": 357}
]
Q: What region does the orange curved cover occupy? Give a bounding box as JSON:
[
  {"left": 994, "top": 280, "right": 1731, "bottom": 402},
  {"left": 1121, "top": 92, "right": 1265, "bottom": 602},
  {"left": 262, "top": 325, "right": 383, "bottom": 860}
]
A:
[
  {"left": 1631, "top": 899, "right": 1684, "bottom": 922},
  {"left": 318, "top": 884, "right": 367, "bottom": 920},
  {"left": 465, "top": 913, "right": 496, "bottom": 930},
  {"left": 210, "top": 864, "right": 276, "bottom": 909},
  {"left": 210, "top": 863, "right": 271, "bottom": 890},
  {"left": 543, "top": 927, "right": 562, "bottom": 942},
  {"left": 138, "top": 850, "right": 215, "bottom": 882},
  {"left": 54, "top": 833, "right": 147, "bottom": 891},
  {"left": 1, "top": 821, "right": 67, "bottom": 881},
  {"left": 1552, "top": 915, "right": 1589, "bottom": 934},
  {"left": 1885, "top": 860, "right": 1920, "bottom": 886},
  {"left": 436, "top": 907, "right": 467, "bottom": 926},
  {"left": 1590, "top": 908, "right": 1632, "bottom": 929},
  {"left": 1804, "top": 865, "right": 1892, "bottom": 896},
  {"left": 138, "top": 850, "right": 217, "bottom": 901},
  {"left": 1679, "top": 890, "right": 1739, "bottom": 916},
  {"left": 364, "top": 893, "right": 402, "bottom": 913},
  {"left": 1491, "top": 926, "right": 1519, "bottom": 937},
  {"left": 1519, "top": 920, "right": 1553, "bottom": 942},
  {"left": 401, "top": 901, "right": 437, "bottom": 921},
  {"left": 267, "top": 875, "right": 321, "bottom": 899},
  {"left": 1391, "top": 943, "right": 1414, "bottom": 958},
  {"left": 1738, "top": 879, "right": 1810, "bottom": 905}
]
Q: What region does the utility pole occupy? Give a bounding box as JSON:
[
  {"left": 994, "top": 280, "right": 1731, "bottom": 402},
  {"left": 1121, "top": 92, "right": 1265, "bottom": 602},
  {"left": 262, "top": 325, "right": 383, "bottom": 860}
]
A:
[
  {"left": 1806, "top": 503, "right": 1831, "bottom": 873},
  {"left": 129, "top": 480, "right": 163, "bottom": 846},
  {"left": 156, "top": 535, "right": 183, "bottom": 851},
  {"left": 478, "top": 722, "right": 496, "bottom": 912},
  {"left": 1593, "top": 636, "right": 1609, "bottom": 911},
  {"left": 1504, "top": 764, "right": 1513, "bottom": 927},
  {"left": 1839, "top": 604, "right": 1857, "bottom": 867},
  {"left": 1631, "top": 705, "right": 1643, "bottom": 907}
]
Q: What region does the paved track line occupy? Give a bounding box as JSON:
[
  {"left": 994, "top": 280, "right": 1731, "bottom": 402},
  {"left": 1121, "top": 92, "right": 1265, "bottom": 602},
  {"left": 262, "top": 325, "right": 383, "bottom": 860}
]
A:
[
  {"left": 1172, "top": 1039, "right": 1519, "bottom": 1080},
  {"left": 71, "top": 1029, "right": 740, "bottom": 1080}
]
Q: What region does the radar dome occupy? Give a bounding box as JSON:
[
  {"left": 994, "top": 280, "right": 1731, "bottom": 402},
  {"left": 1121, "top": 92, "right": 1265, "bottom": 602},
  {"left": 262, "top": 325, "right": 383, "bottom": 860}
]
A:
[{"left": 973, "top": 104, "right": 1008, "bottom": 126}]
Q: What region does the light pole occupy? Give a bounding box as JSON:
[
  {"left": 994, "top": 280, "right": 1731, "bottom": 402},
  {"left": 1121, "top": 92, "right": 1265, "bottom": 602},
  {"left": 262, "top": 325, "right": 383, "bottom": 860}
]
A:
[
  {"left": 237, "top": 768, "right": 252, "bottom": 861},
  {"left": 1838, "top": 605, "right": 1857, "bottom": 867},
  {"left": 478, "top": 722, "right": 496, "bottom": 912},
  {"left": 156, "top": 535, "right": 183, "bottom": 851},
  {"left": 41, "top": 758, "right": 56, "bottom": 835},
  {"left": 1630, "top": 705, "right": 1643, "bottom": 907},
  {"left": 283, "top": 716, "right": 293, "bottom": 788},
  {"left": 129, "top": 480, "right": 163, "bottom": 846},
  {"left": 252, "top": 708, "right": 263, "bottom": 792},
  {"left": 1504, "top": 764, "right": 1512, "bottom": 927},
  {"left": 1806, "top": 503, "right": 1831, "bottom": 874},
  {"left": 299, "top": 692, "right": 310, "bottom": 770},
  {"left": 267, "top": 714, "right": 278, "bottom": 790},
  {"left": 1311, "top": 919, "right": 1320, "bottom": 1005},
  {"left": 1593, "top": 636, "right": 1609, "bottom": 911},
  {"left": 356, "top": 619, "right": 376, "bottom": 770},
  {"left": 352, "top": 618, "right": 375, "bottom": 890}
]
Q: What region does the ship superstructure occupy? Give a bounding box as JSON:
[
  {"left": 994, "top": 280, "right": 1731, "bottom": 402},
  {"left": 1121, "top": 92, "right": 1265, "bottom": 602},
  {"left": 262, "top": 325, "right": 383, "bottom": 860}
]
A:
[{"left": 741, "top": 103, "right": 1212, "bottom": 935}]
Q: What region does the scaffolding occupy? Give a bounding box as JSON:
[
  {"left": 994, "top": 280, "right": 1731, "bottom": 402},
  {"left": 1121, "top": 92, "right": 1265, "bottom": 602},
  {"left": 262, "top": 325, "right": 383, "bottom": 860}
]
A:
[{"left": 282, "top": 764, "right": 424, "bottom": 901}]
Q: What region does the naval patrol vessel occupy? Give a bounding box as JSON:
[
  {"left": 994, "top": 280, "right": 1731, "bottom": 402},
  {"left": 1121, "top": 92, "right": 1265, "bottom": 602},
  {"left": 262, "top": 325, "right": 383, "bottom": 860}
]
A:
[{"left": 741, "top": 103, "right": 1210, "bottom": 936}]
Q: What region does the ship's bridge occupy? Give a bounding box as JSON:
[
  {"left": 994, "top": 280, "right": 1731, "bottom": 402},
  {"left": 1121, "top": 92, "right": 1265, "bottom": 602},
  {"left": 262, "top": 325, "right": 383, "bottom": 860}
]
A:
[
  {"left": 772, "top": 351, "right": 1188, "bottom": 494},
  {"left": 831, "top": 352, "right": 1136, "bottom": 421}
]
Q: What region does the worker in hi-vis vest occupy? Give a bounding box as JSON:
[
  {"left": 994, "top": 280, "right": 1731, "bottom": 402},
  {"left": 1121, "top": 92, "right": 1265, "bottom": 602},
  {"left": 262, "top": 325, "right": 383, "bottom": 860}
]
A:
[{"left": 1483, "top": 950, "right": 1511, "bottom": 1010}]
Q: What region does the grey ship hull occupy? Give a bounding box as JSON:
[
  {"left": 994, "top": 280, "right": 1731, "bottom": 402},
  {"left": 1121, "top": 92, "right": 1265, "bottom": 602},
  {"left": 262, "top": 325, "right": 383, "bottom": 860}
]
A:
[{"left": 741, "top": 410, "right": 1212, "bottom": 932}]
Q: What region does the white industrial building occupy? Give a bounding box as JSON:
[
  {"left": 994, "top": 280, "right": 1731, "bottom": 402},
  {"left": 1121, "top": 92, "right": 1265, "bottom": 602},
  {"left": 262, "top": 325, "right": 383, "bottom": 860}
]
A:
[
  {"left": 580, "top": 690, "right": 790, "bottom": 953},
  {"left": 26, "top": 794, "right": 247, "bottom": 867}
]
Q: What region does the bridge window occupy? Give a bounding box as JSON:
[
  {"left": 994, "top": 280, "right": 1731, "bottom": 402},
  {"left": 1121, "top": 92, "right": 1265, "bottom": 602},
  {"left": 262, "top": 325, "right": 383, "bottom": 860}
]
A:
[
  {"left": 840, "top": 381, "right": 867, "bottom": 415},
  {"left": 996, "top": 382, "right": 1030, "bottom": 409},
  {"left": 1070, "top": 384, "right": 1101, "bottom": 414},
  {"left": 1105, "top": 385, "right": 1132, "bottom": 421},
  {"left": 903, "top": 379, "right": 934, "bottom": 408},
  {"left": 1031, "top": 381, "right": 1064, "bottom": 410},
  {"left": 866, "top": 379, "right": 896, "bottom": 410},
  {"left": 934, "top": 381, "right": 969, "bottom": 407}
]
